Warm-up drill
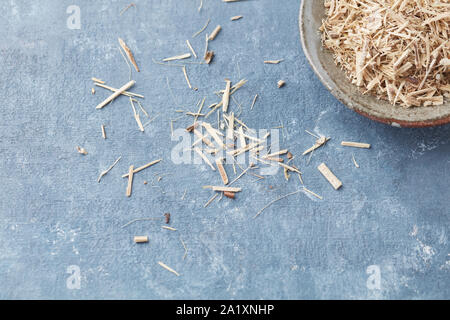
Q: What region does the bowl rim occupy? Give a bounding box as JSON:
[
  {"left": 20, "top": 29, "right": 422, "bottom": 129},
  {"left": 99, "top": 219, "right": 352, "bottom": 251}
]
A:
[{"left": 299, "top": 0, "right": 450, "bottom": 128}]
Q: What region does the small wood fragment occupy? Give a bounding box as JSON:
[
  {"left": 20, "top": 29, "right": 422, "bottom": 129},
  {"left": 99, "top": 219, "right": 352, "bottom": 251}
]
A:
[
  {"left": 122, "top": 159, "right": 162, "bottom": 178},
  {"left": 341, "top": 141, "right": 371, "bottom": 149},
  {"left": 192, "top": 18, "right": 210, "bottom": 38},
  {"left": 186, "top": 40, "right": 197, "bottom": 58},
  {"left": 162, "top": 226, "right": 177, "bottom": 231},
  {"left": 76, "top": 146, "right": 88, "bottom": 155},
  {"left": 118, "top": 38, "right": 140, "bottom": 72},
  {"left": 94, "top": 83, "right": 144, "bottom": 98},
  {"left": 277, "top": 80, "right": 286, "bottom": 88},
  {"left": 223, "top": 79, "right": 231, "bottom": 112},
  {"left": 164, "top": 213, "right": 171, "bottom": 224},
  {"left": 101, "top": 125, "right": 106, "bottom": 139},
  {"left": 208, "top": 25, "right": 222, "bottom": 41},
  {"left": 194, "top": 147, "right": 216, "bottom": 171},
  {"left": 264, "top": 59, "right": 283, "bottom": 64},
  {"left": 158, "top": 261, "right": 180, "bottom": 276},
  {"left": 91, "top": 88, "right": 95, "bottom": 95},
  {"left": 352, "top": 154, "right": 360, "bottom": 168},
  {"left": 303, "top": 187, "right": 323, "bottom": 200},
  {"left": 96, "top": 80, "right": 136, "bottom": 109},
  {"left": 250, "top": 94, "right": 258, "bottom": 110},
  {"left": 182, "top": 66, "right": 193, "bottom": 89},
  {"left": 231, "top": 16, "right": 243, "bottom": 21},
  {"left": 162, "top": 53, "right": 191, "bottom": 62},
  {"left": 126, "top": 165, "right": 134, "bottom": 197},
  {"left": 97, "top": 156, "right": 121, "bottom": 183},
  {"left": 134, "top": 236, "right": 148, "bottom": 243},
  {"left": 206, "top": 186, "right": 242, "bottom": 193},
  {"left": 92, "top": 77, "right": 105, "bottom": 84},
  {"left": 303, "top": 136, "right": 329, "bottom": 155},
  {"left": 204, "top": 51, "right": 215, "bottom": 64},
  {"left": 224, "top": 191, "right": 235, "bottom": 199},
  {"left": 216, "top": 158, "right": 229, "bottom": 185},
  {"left": 318, "top": 163, "right": 342, "bottom": 190}
]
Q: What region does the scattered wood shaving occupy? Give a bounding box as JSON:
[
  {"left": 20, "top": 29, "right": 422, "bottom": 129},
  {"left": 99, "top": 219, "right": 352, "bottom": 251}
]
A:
[
  {"left": 126, "top": 165, "right": 135, "bottom": 197},
  {"left": 254, "top": 190, "right": 301, "bottom": 219},
  {"left": 118, "top": 38, "right": 140, "bottom": 72},
  {"left": 186, "top": 40, "right": 198, "bottom": 58},
  {"left": 303, "top": 136, "right": 330, "bottom": 155},
  {"left": 277, "top": 80, "right": 286, "bottom": 88},
  {"left": 207, "top": 186, "right": 242, "bottom": 193},
  {"left": 223, "top": 79, "right": 231, "bottom": 112},
  {"left": 204, "top": 193, "right": 219, "bottom": 208},
  {"left": 101, "top": 125, "right": 106, "bottom": 139},
  {"left": 194, "top": 147, "right": 216, "bottom": 171},
  {"left": 224, "top": 191, "right": 235, "bottom": 199},
  {"left": 209, "top": 25, "right": 222, "bottom": 41},
  {"left": 162, "top": 226, "right": 177, "bottom": 231},
  {"left": 92, "top": 77, "right": 105, "bottom": 84},
  {"left": 94, "top": 82, "right": 144, "bottom": 98},
  {"left": 303, "top": 187, "right": 323, "bottom": 200},
  {"left": 122, "top": 159, "right": 162, "bottom": 178},
  {"left": 231, "top": 16, "right": 243, "bottom": 21},
  {"left": 76, "top": 146, "right": 88, "bottom": 155},
  {"left": 264, "top": 59, "right": 284, "bottom": 64},
  {"left": 120, "top": 3, "right": 136, "bottom": 16},
  {"left": 98, "top": 156, "right": 121, "bottom": 183},
  {"left": 320, "top": 0, "right": 449, "bottom": 107},
  {"left": 341, "top": 141, "right": 371, "bottom": 149},
  {"left": 96, "top": 80, "right": 136, "bottom": 109},
  {"left": 216, "top": 158, "right": 229, "bottom": 185},
  {"left": 193, "top": 18, "right": 211, "bottom": 38},
  {"left": 158, "top": 261, "right": 180, "bottom": 277},
  {"left": 182, "top": 66, "right": 193, "bottom": 89},
  {"left": 134, "top": 236, "right": 148, "bottom": 243},
  {"left": 163, "top": 53, "right": 191, "bottom": 62},
  {"left": 91, "top": 88, "right": 95, "bottom": 95},
  {"left": 204, "top": 51, "right": 215, "bottom": 64},
  {"left": 318, "top": 163, "right": 342, "bottom": 190},
  {"left": 250, "top": 94, "right": 258, "bottom": 110},
  {"left": 352, "top": 153, "right": 360, "bottom": 168}
]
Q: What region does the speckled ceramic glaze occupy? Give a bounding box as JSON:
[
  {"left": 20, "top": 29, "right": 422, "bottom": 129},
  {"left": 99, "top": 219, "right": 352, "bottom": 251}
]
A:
[{"left": 299, "top": 0, "right": 450, "bottom": 127}]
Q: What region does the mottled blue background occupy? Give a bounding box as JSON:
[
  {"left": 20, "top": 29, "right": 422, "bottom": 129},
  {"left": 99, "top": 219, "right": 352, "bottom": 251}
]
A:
[{"left": 0, "top": 0, "right": 448, "bottom": 299}]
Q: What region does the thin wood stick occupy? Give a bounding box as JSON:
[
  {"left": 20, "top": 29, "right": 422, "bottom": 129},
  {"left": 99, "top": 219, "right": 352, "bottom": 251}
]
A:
[
  {"left": 352, "top": 154, "right": 360, "bottom": 168},
  {"left": 98, "top": 156, "right": 122, "bottom": 183},
  {"left": 193, "top": 18, "right": 211, "bottom": 38},
  {"left": 121, "top": 217, "right": 161, "bottom": 228},
  {"left": 204, "top": 193, "right": 219, "bottom": 207},
  {"left": 216, "top": 158, "right": 229, "bottom": 185},
  {"left": 186, "top": 40, "right": 198, "bottom": 58},
  {"left": 264, "top": 59, "right": 284, "bottom": 64},
  {"left": 194, "top": 147, "right": 216, "bottom": 171},
  {"left": 101, "top": 125, "right": 106, "bottom": 139},
  {"left": 223, "top": 79, "right": 231, "bottom": 112},
  {"left": 250, "top": 94, "right": 258, "bottom": 110},
  {"left": 204, "top": 186, "right": 242, "bottom": 192},
  {"left": 341, "top": 141, "right": 371, "bottom": 149},
  {"left": 279, "top": 163, "right": 302, "bottom": 174},
  {"left": 126, "top": 165, "right": 134, "bottom": 197},
  {"left": 254, "top": 190, "right": 301, "bottom": 219},
  {"left": 122, "top": 159, "right": 162, "bottom": 178},
  {"left": 158, "top": 262, "right": 180, "bottom": 276},
  {"left": 318, "top": 163, "right": 342, "bottom": 190},
  {"left": 162, "top": 226, "right": 177, "bottom": 231},
  {"left": 231, "top": 15, "right": 243, "bottom": 21},
  {"left": 94, "top": 83, "right": 144, "bottom": 98},
  {"left": 92, "top": 77, "right": 105, "bottom": 84},
  {"left": 162, "top": 53, "right": 191, "bottom": 62},
  {"left": 182, "top": 66, "right": 193, "bottom": 89},
  {"left": 96, "top": 80, "right": 135, "bottom": 109},
  {"left": 118, "top": 38, "right": 140, "bottom": 72},
  {"left": 303, "top": 187, "right": 323, "bottom": 200}
]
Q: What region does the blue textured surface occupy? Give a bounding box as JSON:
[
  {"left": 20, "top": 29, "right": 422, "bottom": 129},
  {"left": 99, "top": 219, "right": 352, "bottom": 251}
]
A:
[{"left": 0, "top": 0, "right": 449, "bottom": 300}]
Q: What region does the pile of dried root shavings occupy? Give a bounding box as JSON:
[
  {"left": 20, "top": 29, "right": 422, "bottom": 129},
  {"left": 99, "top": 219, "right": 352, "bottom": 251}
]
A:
[{"left": 319, "top": 0, "right": 450, "bottom": 107}]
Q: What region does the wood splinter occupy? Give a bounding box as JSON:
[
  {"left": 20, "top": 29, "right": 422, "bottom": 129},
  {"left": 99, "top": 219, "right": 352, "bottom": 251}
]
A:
[
  {"left": 318, "top": 163, "right": 342, "bottom": 190},
  {"left": 126, "top": 165, "right": 134, "bottom": 197},
  {"left": 216, "top": 158, "right": 229, "bottom": 185},
  {"left": 118, "top": 38, "right": 140, "bottom": 72},
  {"left": 341, "top": 141, "right": 371, "bottom": 149},
  {"left": 76, "top": 146, "right": 88, "bottom": 155},
  {"left": 134, "top": 236, "right": 148, "bottom": 243},
  {"left": 96, "top": 80, "right": 136, "bottom": 109}
]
